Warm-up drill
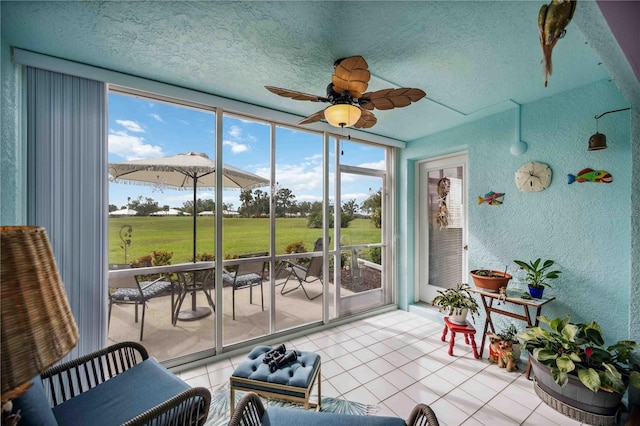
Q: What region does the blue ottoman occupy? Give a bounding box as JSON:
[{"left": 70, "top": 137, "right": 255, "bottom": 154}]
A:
[{"left": 229, "top": 345, "right": 321, "bottom": 416}]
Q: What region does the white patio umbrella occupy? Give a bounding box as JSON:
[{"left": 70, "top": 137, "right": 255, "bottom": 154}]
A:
[{"left": 109, "top": 151, "right": 268, "bottom": 261}]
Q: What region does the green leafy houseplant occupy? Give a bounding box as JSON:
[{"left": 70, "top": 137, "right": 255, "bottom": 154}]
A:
[
  {"left": 497, "top": 323, "right": 520, "bottom": 343},
  {"left": 431, "top": 283, "right": 480, "bottom": 322},
  {"left": 513, "top": 258, "right": 561, "bottom": 289},
  {"left": 518, "top": 315, "right": 640, "bottom": 394}
]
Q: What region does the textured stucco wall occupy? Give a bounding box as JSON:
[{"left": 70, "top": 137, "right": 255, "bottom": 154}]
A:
[
  {"left": 399, "top": 79, "right": 633, "bottom": 344},
  {"left": 631, "top": 109, "right": 640, "bottom": 344},
  {"left": 1, "top": 37, "right": 24, "bottom": 225}
]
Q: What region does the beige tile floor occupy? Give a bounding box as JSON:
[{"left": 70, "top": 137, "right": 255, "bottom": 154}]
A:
[{"left": 178, "top": 309, "right": 599, "bottom": 425}]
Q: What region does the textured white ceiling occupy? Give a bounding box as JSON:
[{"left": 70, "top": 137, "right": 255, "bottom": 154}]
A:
[{"left": 1, "top": 1, "right": 637, "bottom": 142}]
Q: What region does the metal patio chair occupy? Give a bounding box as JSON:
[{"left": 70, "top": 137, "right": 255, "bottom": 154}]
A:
[
  {"left": 222, "top": 252, "right": 268, "bottom": 320},
  {"left": 279, "top": 238, "right": 327, "bottom": 300},
  {"left": 108, "top": 264, "right": 174, "bottom": 341}
]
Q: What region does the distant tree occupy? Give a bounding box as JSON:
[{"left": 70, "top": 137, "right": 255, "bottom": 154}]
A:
[
  {"left": 201, "top": 198, "right": 215, "bottom": 212},
  {"left": 129, "top": 196, "right": 160, "bottom": 216},
  {"left": 296, "top": 201, "right": 312, "bottom": 216},
  {"left": 310, "top": 201, "right": 323, "bottom": 213},
  {"left": 361, "top": 188, "right": 382, "bottom": 228},
  {"left": 239, "top": 189, "right": 254, "bottom": 217},
  {"left": 162, "top": 204, "right": 170, "bottom": 211},
  {"left": 253, "top": 189, "right": 270, "bottom": 217},
  {"left": 109, "top": 204, "right": 119, "bottom": 212},
  {"left": 342, "top": 199, "right": 358, "bottom": 217},
  {"left": 182, "top": 198, "right": 215, "bottom": 215},
  {"left": 275, "top": 187, "right": 296, "bottom": 217}
]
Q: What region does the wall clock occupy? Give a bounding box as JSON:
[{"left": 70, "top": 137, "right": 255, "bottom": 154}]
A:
[{"left": 515, "top": 161, "right": 552, "bottom": 192}]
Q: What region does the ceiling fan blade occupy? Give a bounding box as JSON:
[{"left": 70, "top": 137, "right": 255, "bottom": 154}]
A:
[
  {"left": 331, "top": 56, "right": 370, "bottom": 98},
  {"left": 353, "top": 109, "right": 377, "bottom": 129},
  {"left": 265, "top": 86, "right": 328, "bottom": 102},
  {"left": 298, "top": 109, "right": 326, "bottom": 125},
  {"left": 360, "top": 88, "right": 426, "bottom": 110}
]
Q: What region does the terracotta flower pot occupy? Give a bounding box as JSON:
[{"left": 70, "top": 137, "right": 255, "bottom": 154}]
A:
[{"left": 469, "top": 270, "right": 512, "bottom": 293}]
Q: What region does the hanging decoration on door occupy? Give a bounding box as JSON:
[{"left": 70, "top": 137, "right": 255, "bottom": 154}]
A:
[{"left": 436, "top": 177, "right": 450, "bottom": 230}]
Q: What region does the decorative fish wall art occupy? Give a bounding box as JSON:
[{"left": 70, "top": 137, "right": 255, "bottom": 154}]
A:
[
  {"left": 478, "top": 192, "right": 505, "bottom": 205},
  {"left": 567, "top": 168, "right": 613, "bottom": 184}
]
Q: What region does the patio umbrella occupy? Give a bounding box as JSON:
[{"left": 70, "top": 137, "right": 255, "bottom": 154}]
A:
[{"left": 109, "top": 151, "right": 268, "bottom": 261}]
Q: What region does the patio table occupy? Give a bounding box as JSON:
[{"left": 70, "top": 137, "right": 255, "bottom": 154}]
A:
[{"left": 108, "top": 262, "right": 216, "bottom": 322}]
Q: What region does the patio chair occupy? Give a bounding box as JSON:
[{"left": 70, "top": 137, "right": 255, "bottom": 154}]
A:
[
  {"left": 108, "top": 264, "right": 174, "bottom": 341},
  {"left": 223, "top": 252, "right": 268, "bottom": 320},
  {"left": 279, "top": 238, "right": 327, "bottom": 300}
]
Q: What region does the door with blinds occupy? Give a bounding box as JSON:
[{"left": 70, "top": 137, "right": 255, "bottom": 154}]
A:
[{"left": 417, "top": 153, "right": 468, "bottom": 303}]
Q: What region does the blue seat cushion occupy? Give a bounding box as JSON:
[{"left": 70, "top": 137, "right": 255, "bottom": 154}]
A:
[
  {"left": 231, "top": 346, "right": 319, "bottom": 396},
  {"left": 111, "top": 280, "right": 171, "bottom": 301},
  {"left": 52, "top": 358, "right": 193, "bottom": 426},
  {"left": 12, "top": 378, "right": 58, "bottom": 425},
  {"left": 223, "top": 272, "right": 262, "bottom": 288},
  {"left": 262, "top": 406, "right": 406, "bottom": 426}
]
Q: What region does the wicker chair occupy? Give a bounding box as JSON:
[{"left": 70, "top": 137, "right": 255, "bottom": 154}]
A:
[
  {"left": 228, "top": 391, "right": 439, "bottom": 426},
  {"left": 18, "top": 341, "right": 211, "bottom": 426},
  {"left": 228, "top": 392, "right": 265, "bottom": 426}
]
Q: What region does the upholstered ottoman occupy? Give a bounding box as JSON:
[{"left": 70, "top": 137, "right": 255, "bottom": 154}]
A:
[{"left": 229, "top": 345, "right": 321, "bottom": 416}]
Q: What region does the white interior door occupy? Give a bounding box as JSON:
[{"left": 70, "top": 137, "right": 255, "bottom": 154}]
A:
[{"left": 416, "top": 153, "right": 468, "bottom": 303}]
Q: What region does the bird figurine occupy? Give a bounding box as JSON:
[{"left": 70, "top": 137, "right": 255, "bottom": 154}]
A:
[{"left": 538, "top": 0, "right": 577, "bottom": 87}]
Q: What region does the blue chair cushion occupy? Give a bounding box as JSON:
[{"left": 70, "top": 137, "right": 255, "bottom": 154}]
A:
[
  {"left": 223, "top": 272, "right": 262, "bottom": 288},
  {"left": 262, "top": 406, "right": 406, "bottom": 426},
  {"left": 231, "top": 346, "right": 319, "bottom": 394},
  {"left": 52, "top": 358, "right": 192, "bottom": 426},
  {"left": 12, "top": 378, "right": 58, "bottom": 425},
  {"left": 111, "top": 280, "right": 171, "bottom": 301}
]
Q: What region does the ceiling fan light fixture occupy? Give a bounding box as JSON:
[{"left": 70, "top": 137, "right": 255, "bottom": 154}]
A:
[{"left": 324, "top": 104, "right": 361, "bottom": 128}]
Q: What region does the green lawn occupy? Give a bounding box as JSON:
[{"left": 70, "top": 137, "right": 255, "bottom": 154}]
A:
[{"left": 109, "top": 217, "right": 380, "bottom": 264}]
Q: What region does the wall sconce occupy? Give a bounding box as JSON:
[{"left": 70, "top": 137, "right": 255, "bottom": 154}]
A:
[
  {"left": 324, "top": 104, "right": 361, "bottom": 128},
  {"left": 588, "top": 107, "right": 631, "bottom": 151}
]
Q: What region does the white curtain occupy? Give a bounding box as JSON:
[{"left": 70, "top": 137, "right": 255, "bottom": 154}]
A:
[{"left": 26, "top": 67, "right": 107, "bottom": 359}]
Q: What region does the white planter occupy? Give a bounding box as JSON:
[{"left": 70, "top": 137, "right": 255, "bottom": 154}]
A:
[
  {"left": 448, "top": 308, "right": 468, "bottom": 325},
  {"left": 512, "top": 342, "right": 521, "bottom": 361}
]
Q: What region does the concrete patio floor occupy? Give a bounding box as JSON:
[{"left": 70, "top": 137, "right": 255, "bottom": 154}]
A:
[{"left": 108, "top": 277, "right": 339, "bottom": 362}]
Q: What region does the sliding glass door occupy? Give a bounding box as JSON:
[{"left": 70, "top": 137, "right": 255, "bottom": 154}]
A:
[{"left": 107, "top": 88, "right": 396, "bottom": 363}]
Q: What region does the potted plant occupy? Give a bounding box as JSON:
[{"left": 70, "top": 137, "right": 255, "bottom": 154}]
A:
[
  {"left": 513, "top": 258, "right": 561, "bottom": 298},
  {"left": 518, "top": 315, "right": 640, "bottom": 417},
  {"left": 497, "top": 323, "right": 521, "bottom": 361},
  {"left": 432, "top": 283, "right": 480, "bottom": 325},
  {"left": 469, "top": 268, "right": 512, "bottom": 292}
]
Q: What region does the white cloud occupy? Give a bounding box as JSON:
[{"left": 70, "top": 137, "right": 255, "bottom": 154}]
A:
[
  {"left": 357, "top": 159, "right": 385, "bottom": 170},
  {"left": 150, "top": 113, "right": 163, "bottom": 122},
  {"left": 228, "top": 125, "right": 243, "bottom": 139},
  {"left": 265, "top": 163, "right": 323, "bottom": 194},
  {"left": 116, "top": 119, "right": 145, "bottom": 133},
  {"left": 223, "top": 140, "right": 249, "bottom": 154},
  {"left": 108, "top": 130, "right": 164, "bottom": 160}
]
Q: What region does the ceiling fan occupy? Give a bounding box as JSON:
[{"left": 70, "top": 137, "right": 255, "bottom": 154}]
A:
[{"left": 265, "top": 55, "right": 426, "bottom": 129}]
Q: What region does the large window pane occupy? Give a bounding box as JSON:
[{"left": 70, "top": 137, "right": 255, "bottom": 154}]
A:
[
  {"left": 221, "top": 115, "right": 271, "bottom": 346},
  {"left": 107, "top": 91, "right": 216, "bottom": 362},
  {"left": 273, "top": 126, "right": 325, "bottom": 331}
]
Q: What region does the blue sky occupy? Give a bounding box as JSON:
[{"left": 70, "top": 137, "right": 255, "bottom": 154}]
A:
[{"left": 108, "top": 92, "right": 384, "bottom": 211}]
